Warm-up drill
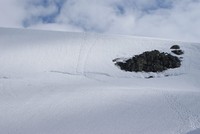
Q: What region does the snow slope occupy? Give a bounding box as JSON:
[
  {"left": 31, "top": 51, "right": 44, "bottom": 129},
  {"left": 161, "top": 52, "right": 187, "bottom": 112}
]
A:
[{"left": 0, "top": 27, "right": 200, "bottom": 134}]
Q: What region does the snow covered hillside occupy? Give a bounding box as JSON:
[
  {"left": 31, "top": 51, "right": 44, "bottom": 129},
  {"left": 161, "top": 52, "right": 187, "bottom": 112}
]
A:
[{"left": 0, "top": 27, "right": 200, "bottom": 134}]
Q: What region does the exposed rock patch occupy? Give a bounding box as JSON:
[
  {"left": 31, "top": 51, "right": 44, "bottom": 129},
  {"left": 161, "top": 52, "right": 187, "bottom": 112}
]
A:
[
  {"left": 170, "top": 45, "right": 184, "bottom": 55},
  {"left": 114, "top": 50, "right": 182, "bottom": 73},
  {"left": 170, "top": 45, "right": 180, "bottom": 49},
  {"left": 171, "top": 50, "right": 184, "bottom": 55}
]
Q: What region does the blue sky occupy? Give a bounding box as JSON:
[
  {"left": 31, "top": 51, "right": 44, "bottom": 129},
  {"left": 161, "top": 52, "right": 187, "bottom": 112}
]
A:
[{"left": 0, "top": 0, "right": 200, "bottom": 42}]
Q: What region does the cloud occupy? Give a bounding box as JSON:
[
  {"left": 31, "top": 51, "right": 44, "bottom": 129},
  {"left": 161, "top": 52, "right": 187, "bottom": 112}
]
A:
[
  {"left": 133, "top": 0, "right": 200, "bottom": 41},
  {"left": 0, "top": 0, "right": 25, "bottom": 27},
  {"left": 22, "top": 0, "right": 63, "bottom": 27},
  {"left": 0, "top": 0, "right": 200, "bottom": 42}
]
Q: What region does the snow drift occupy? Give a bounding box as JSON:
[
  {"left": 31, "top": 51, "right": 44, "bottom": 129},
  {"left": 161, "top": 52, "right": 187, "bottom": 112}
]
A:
[{"left": 0, "top": 27, "right": 200, "bottom": 134}]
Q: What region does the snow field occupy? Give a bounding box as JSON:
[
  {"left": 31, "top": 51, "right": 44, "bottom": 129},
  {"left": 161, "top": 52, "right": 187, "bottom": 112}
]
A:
[{"left": 0, "top": 27, "right": 200, "bottom": 134}]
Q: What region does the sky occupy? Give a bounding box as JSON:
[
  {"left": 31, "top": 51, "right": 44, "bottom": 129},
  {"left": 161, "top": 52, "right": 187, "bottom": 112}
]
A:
[{"left": 0, "top": 0, "right": 200, "bottom": 42}]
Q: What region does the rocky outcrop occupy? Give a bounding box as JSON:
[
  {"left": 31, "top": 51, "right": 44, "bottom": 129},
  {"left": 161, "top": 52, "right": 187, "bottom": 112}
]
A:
[
  {"left": 170, "top": 45, "right": 184, "bottom": 55},
  {"left": 171, "top": 50, "right": 184, "bottom": 55},
  {"left": 170, "top": 45, "right": 180, "bottom": 49},
  {"left": 114, "top": 50, "right": 182, "bottom": 73}
]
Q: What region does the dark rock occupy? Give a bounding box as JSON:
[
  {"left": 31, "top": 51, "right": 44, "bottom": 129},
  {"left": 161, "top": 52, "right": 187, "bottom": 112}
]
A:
[
  {"left": 113, "top": 58, "right": 120, "bottom": 62},
  {"left": 114, "top": 50, "right": 182, "bottom": 73},
  {"left": 146, "top": 76, "right": 154, "bottom": 79},
  {"left": 170, "top": 45, "right": 180, "bottom": 49},
  {"left": 171, "top": 50, "right": 184, "bottom": 55}
]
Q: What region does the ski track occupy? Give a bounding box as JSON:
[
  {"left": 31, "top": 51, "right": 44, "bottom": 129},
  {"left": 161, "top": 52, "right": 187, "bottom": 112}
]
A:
[
  {"left": 74, "top": 33, "right": 101, "bottom": 80},
  {"left": 50, "top": 70, "right": 79, "bottom": 76},
  {"left": 76, "top": 33, "right": 99, "bottom": 76},
  {"left": 83, "top": 37, "right": 99, "bottom": 77},
  {"left": 160, "top": 90, "right": 200, "bottom": 134},
  {"left": 76, "top": 32, "right": 86, "bottom": 74}
]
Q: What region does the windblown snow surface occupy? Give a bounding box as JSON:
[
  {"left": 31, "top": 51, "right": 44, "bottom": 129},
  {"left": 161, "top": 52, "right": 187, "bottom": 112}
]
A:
[{"left": 0, "top": 27, "right": 200, "bottom": 134}]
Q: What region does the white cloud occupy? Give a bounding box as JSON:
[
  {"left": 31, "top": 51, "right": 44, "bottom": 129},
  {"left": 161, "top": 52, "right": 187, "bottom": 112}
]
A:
[
  {"left": 0, "top": 0, "right": 25, "bottom": 28},
  {"left": 0, "top": 0, "right": 200, "bottom": 42},
  {"left": 133, "top": 0, "right": 200, "bottom": 41}
]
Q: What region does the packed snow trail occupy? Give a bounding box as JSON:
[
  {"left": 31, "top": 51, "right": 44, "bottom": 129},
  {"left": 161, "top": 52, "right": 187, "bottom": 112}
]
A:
[{"left": 0, "top": 27, "right": 200, "bottom": 134}]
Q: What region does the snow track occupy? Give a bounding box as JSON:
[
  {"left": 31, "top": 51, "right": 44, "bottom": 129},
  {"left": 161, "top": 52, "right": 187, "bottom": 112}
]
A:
[{"left": 161, "top": 91, "right": 200, "bottom": 134}]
